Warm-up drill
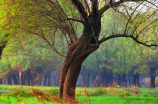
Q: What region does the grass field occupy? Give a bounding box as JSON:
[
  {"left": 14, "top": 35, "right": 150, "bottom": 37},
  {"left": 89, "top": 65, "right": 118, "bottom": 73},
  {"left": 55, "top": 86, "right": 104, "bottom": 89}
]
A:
[{"left": 0, "top": 85, "right": 158, "bottom": 104}]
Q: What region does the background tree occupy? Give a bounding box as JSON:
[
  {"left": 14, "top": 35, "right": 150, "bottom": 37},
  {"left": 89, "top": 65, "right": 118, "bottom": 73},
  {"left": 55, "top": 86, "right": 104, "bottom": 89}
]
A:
[{"left": 1, "top": 0, "right": 158, "bottom": 101}]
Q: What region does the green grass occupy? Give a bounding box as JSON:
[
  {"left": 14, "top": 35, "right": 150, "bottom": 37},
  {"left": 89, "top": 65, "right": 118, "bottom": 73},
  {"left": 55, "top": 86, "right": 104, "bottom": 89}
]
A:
[{"left": 0, "top": 85, "right": 158, "bottom": 104}]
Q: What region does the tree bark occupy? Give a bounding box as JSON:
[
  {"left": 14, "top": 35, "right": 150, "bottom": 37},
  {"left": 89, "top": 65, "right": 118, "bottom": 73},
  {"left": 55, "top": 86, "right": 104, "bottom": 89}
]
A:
[
  {"left": 83, "top": 67, "right": 90, "bottom": 87},
  {"left": 122, "top": 73, "right": 126, "bottom": 87},
  {"left": 12, "top": 75, "right": 18, "bottom": 85},
  {"left": 25, "top": 70, "right": 31, "bottom": 86},
  {"left": 19, "top": 71, "right": 22, "bottom": 85},
  {"left": 44, "top": 75, "right": 47, "bottom": 86},
  {"left": 150, "top": 69, "right": 156, "bottom": 88},
  {"left": 133, "top": 73, "right": 139, "bottom": 87},
  {"left": 58, "top": 2, "right": 101, "bottom": 100},
  {"left": 7, "top": 76, "right": 12, "bottom": 85},
  {"left": 0, "top": 78, "right": 2, "bottom": 84},
  {"left": 22, "top": 73, "right": 26, "bottom": 85},
  {"left": 36, "top": 73, "right": 42, "bottom": 86},
  {"left": 93, "top": 70, "right": 102, "bottom": 87},
  {"left": 59, "top": 43, "right": 99, "bottom": 100},
  {"left": 48, "top": 72, "right": 51, "bottom": 86}
]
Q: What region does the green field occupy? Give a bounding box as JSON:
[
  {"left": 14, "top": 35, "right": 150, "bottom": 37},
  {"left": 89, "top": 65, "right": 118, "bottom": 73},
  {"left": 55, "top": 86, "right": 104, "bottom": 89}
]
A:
[{"left": 0, "top": 85, "right": 158, "bottom": 104}]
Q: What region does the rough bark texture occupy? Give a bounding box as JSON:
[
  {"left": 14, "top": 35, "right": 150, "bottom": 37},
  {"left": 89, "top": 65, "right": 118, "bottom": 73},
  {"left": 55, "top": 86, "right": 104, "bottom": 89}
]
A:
[{"left": 59, "top": 13, "right": 101, "bottom": 100}]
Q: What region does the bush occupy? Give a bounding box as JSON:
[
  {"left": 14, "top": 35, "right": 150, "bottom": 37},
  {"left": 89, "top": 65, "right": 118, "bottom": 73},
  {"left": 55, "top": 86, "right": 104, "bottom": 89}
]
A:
[
  {"left": 9, "top": 89, "right": 32, "bottom": 97},
  {"left": 90, "top": 88, "right": 107, "bottom": 96}
]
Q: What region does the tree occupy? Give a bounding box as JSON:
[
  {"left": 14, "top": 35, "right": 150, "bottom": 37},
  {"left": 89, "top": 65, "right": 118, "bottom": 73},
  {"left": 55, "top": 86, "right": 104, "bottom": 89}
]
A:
[{"left": 1, "top": 0, "right": 158, "bottom": 101}]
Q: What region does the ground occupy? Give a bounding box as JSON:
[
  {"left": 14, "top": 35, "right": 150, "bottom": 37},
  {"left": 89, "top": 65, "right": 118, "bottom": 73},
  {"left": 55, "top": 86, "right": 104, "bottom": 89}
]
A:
[{"left": 0, "top": 85, "right": 158, "bottom": 104}]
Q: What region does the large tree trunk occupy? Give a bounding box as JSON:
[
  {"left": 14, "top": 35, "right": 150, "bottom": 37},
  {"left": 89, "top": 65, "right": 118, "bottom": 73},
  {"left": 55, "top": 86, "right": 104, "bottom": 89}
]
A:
[
  {"left": 58, "top": 4, "right": 101, "bottom": 100},
  {"left": 59, "top": 44, "right": 99, "bottom": 100}
]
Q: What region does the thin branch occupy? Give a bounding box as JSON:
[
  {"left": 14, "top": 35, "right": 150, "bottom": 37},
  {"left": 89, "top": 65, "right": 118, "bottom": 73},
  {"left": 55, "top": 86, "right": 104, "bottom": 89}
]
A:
[{"left": 62, "top": 18, "right": 84, "bottom": 24}]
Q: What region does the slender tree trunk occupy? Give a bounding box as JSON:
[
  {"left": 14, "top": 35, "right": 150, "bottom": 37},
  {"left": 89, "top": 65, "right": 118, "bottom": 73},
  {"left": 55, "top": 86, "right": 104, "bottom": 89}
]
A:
[
  {"left": 48, "top": 72, "right": 51, "bottom": 86},
  {"left": 12, "top": 75, "right": 18, "bottom": 85},
  {"left": 19, "top": 71, "right": 22, "bottom": 85},
  {"left": 122, "top": 73, "right": 126, "bottom": 87},
  {"left": 37, "top": 73, "right": 42, "bottom": 86},
  {"left": 83, "top": 68, "right": 90, "bottom": 87},
  {"left": 93, "top": 70, "right": 102, "bottom": 87},
  {"left": 102, "top": 70, "right": 107, "bottom": 87},
  {"left": 26, "top": 70, "right": 30, "bottom": 86},
  {"left": 56, "top": 76, "right": 59, "bottom": 86},
  {"left": 133, "top": 74, "right": 136, "bottom": 86},
  {"left": 0, "top": 78, "right": 2, "bottom": 84},
  {"left": 44, "top": 75, "right": 47, "bottom": 86},
  {"left": 22, "top": 73, "right": 26, "bottom": 85},
  {"left": 151, "top": 69, "right": 156, "bottom": 88}
]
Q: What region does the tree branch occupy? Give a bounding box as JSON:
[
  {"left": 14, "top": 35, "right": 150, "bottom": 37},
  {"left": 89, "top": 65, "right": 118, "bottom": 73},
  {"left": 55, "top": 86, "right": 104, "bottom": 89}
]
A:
[
  {"left": 62, "top": 18, "right": 84, "bottom": 24},
  {"left": 72, "top": 0, "right": 89, "bottom": 23},
  {"left": 99, "top": 0, "right": 146, "bottom": 16},
  {"left": 98, "top": 34, "right": 158, "bottom": 48},
  {"left": 90, "top": 0, "right": 98, "bottom": 15},
  {"left": 99, "top": 1, "right": 121, "bottom": 15}
]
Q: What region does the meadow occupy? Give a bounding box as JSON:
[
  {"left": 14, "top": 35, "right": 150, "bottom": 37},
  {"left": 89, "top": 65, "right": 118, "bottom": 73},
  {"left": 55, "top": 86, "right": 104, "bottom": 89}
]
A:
[{"left": 0, "top": 84, "right": 158, "bottom": 104}]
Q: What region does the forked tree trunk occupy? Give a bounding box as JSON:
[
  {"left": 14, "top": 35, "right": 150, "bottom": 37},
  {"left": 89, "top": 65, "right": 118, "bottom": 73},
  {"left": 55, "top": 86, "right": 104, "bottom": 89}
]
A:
[
  {"left": 58, "top": 4, "right": 101, "bottom": 100},
  {"left": 59, "top": 43, "right": 99, "bottom": 100}
]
